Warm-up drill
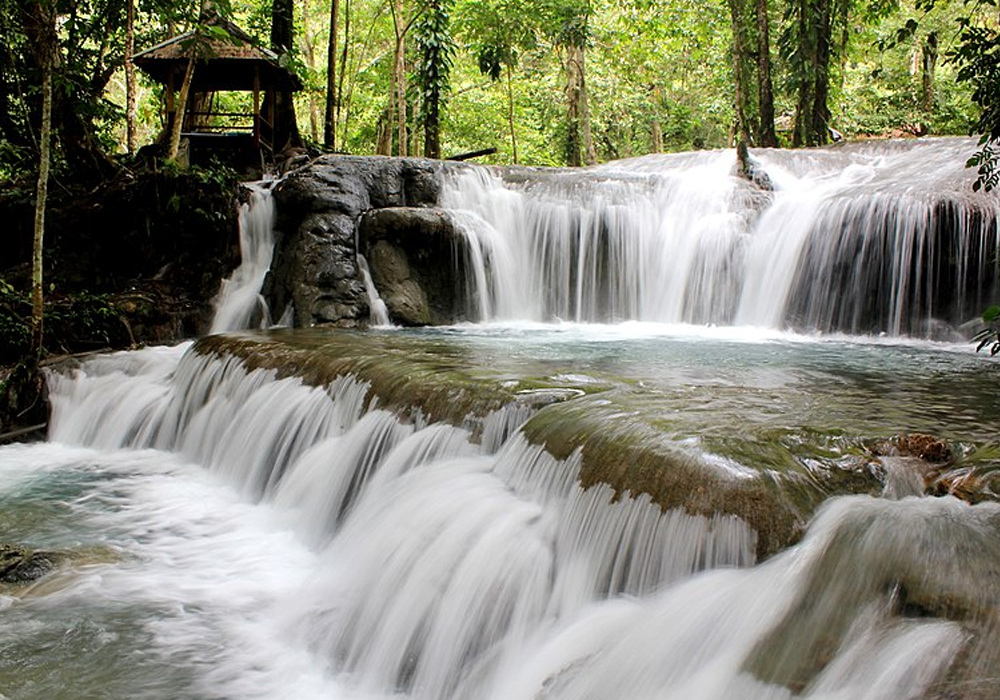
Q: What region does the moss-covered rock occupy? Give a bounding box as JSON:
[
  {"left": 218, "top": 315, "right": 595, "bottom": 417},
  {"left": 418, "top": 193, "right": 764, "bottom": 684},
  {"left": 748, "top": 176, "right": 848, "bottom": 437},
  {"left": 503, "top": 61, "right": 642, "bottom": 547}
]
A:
[
  {"left": 193, "top": 331, "right": 898, "bottom": 559},
  {"left": 0, "top": 544, "right": 59, "bottom": 584}
]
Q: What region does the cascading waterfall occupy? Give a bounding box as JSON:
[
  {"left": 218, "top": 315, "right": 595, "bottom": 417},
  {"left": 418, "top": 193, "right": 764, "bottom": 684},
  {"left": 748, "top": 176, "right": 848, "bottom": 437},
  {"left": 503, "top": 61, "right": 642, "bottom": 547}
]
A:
[
  {"left": 210, "top": 182, "right": 280, "bottom": 334},
  {"left": 443, "top": 138, "right": 1000, "bottom": 336},
  {"left": 4, "top": 139, "right": 1000, "bottom": 700},
  {"left": 20, "top": 341, "right": 998, "bottom": 700}
]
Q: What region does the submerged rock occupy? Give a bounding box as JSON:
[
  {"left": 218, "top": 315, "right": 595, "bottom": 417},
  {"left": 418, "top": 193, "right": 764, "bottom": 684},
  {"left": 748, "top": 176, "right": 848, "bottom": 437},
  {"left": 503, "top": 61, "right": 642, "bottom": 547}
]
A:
[
  {"left": 744, "top": 496, "right": 1000, "bottom": 699},
  {"left": 0, "top": 544, "right": 59, "bottom": 584},
  {"left": 194, "top": 333, "right": 897, "bottom": 560},
  {"left": 878, "top": 433, "right": 954, "bottom": 463},
  {"left": 865, "top": 433, "right": 990, "bottom": 502}
]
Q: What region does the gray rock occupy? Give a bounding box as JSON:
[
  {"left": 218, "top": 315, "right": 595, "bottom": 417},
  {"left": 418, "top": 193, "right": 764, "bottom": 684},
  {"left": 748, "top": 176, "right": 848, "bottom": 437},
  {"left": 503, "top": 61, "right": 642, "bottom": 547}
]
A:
[
  {"left": 359, "top": 207, "right": 473, "bottom": 326},
  {"left": 267, "top": 155, "right": 468, "bottom": 328},
  {"left": 0, "top": 544, "right": 58, "bottom": 584}
]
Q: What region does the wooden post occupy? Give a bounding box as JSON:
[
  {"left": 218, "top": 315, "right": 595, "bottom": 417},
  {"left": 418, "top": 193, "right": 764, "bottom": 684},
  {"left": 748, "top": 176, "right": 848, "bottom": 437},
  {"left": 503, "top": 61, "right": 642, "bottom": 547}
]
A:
[
  {"left": 253, "top": 67, "right": 261, "bottom": 149},
  {"left": 270, "top": 88, "right": 277, "bottom": 152},
  {"left": 165, "top": 69, "right": 176, "bottom": 136}
]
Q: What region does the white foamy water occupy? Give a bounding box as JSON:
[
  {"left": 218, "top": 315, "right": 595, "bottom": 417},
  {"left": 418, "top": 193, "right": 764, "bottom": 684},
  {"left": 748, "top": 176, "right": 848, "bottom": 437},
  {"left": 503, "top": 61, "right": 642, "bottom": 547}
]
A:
[
  {"left": 210, "top": 182, "right": 278, "bottom": 334},
  {"left": 442, "top": 138, "right": 1000, "bottom": 337},
  {"left": 6, "top": 140, "right": 1000, "bottom": 699},
  {"left": 2, "top": 331, "right": 993, "bottom": 699}
]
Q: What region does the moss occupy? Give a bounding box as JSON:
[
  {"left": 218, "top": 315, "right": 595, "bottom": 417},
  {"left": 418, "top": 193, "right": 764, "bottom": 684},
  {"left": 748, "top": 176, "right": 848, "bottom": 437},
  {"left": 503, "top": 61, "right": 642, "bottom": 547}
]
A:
[
  {"left": 194, "top": 332, "right": 536, "bottom": 431},
  {"left": 194, "top": 330, "right": 918, "bottom": 560}
]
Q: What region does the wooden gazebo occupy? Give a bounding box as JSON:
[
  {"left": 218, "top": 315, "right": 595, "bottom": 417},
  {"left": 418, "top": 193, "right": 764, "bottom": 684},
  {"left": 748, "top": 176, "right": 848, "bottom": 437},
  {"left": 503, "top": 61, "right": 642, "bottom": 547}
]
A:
[{"left": 134, "top": 15, "right": 302, "bottom": 162}]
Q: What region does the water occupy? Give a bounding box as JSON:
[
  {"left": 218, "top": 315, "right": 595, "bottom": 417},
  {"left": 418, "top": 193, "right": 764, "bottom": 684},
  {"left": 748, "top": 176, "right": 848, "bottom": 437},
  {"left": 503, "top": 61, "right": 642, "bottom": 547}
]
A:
[
  {"left": 2, "top": 324, "right": 999, "bottom": 699},
  {"left": 4, "top": 140, "right": 1000, "bottom": 699},
  {"left": 443, "top": 138, "right": 1000, "bottom": 336},
  {"left": 210, "top": 182, "right": 280, "bottom": 334}
]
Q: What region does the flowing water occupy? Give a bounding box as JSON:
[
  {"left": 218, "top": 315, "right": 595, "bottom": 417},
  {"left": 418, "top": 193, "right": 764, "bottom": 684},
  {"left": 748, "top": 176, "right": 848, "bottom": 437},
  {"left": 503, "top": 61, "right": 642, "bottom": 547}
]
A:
[
  {"left": 2, "top": 140, "right": 1000, "bottom": 700},
  {"left": 444, "top": 138, "right": 1000, "bottom": 337},
  {"left": 210, "top": 182, "right": 280, "bottom": 334}
]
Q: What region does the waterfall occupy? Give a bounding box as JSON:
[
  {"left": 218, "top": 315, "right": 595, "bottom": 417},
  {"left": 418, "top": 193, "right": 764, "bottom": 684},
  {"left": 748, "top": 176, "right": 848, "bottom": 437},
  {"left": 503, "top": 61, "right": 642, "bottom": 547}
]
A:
[
  {"left": 210, "top": 182, "right": 279, "bottom": 334},
  {"left": 30, "top": 339, "right": 1000, "bottom": 700},
  {"left": 6, "top": 139, "right": 1000, "bottom": 699},
  {"left": 357, "top": 253, "right": 392, "bottom": 326},
  {"left": 443, "top": 138, "right": 1000, "bottom": 336}
]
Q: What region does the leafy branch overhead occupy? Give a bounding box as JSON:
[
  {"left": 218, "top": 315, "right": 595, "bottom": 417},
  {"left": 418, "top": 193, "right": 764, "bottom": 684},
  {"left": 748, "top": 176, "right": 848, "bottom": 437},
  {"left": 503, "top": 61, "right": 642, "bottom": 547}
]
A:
[
  {"left": 974, "top": 305, "right": 1000, "bottom": 355},
  {"left": 0, "top": 0, "right": 993, "bottom": 171}
]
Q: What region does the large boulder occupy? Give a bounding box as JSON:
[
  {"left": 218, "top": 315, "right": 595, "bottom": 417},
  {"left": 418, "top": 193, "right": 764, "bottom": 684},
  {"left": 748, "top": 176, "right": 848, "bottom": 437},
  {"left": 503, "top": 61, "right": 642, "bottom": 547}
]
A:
[
  {"left": 267, "top": 156, "right": 462, "bottom": 328},
  {"left": 359, "top": 207, "right": 471, "bottom": 326}
]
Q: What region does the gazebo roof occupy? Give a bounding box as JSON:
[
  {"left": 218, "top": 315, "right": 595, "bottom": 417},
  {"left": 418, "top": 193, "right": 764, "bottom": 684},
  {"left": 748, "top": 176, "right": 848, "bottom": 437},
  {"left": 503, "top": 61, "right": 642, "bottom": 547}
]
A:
[{"left": 133, "top": 16, "right": 302, "bottom": 92}]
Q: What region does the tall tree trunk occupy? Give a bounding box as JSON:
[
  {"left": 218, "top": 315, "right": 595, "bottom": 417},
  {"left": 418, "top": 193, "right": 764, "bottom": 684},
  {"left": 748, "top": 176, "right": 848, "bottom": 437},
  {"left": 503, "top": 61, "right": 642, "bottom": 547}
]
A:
[
  {"left": 651, "top": 119, "right": 663, "bottom": 152},
  {"left": 167, "top": 57, "right": 195, "bottom": 161},
  {"left": 271, "top": 0, "right": 294, "bottom": 53},
  {"left": 323, "top": 0, "right": 340, "bottom": 148},
  {"left": 270, "top": 0, "right": 301, "bottom": 151},
  {"left": 650, "top": 84, "right": 664, "bottom": 152},
  {"left": 564, "top": 44, "right": 584, "bottom": 166},
  {"left": 506, "top": 62, "right": 518, "bottom": 163},
  {"left": 790, "top": 0, "right": 831, "bottom": 146},
  {"left": 755, "top": 0, "right": 778, "bottom": 146},
  {"left": 921, "top": 32, "right": 937, "bottom": 116},
  {"left": 728, "top": 0, "right": 754, "bottom": 160},
  {"left": 579, "top": 46, "right": 597, "bottom": 165},
  {"left": 791, "top": 78, "right": 811, "bottom": 147},
  {"left": 809, "top": 0, "right": 831, "bottom": 146},
  {"left": 376, "top": 107, "right": 392, "bottom": 154},
  {"left": 31, "top": 0, "right": 56, "bottom": 357},
  {"left": 393, "top": 15, "right": 407, "bottom": 155},
  {"left": 299, "top": 0, "right": 320, "bottom": 142},
  {"left": 125, "top": 0, "right": 137, "bottom": 153},
  {"left": 423, "top": 90, "right": 439, "bottom": 158},
  {"left": 790, "top": 0, "right": 810, "bottom": 147},
  {"left": 416, "top": 0, "right": 452, "bottom": 159},
  {"left": 337, "top": 0, "right": 351, "bottom": 142}
]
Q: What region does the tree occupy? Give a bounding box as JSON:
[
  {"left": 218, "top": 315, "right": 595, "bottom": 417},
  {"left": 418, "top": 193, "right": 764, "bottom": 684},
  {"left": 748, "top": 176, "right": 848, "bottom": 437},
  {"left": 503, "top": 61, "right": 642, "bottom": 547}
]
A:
[
  {"left": 952, "top": 5, "right": 1000, "bottom": 190},
  {"left": 782, "top": 0, "right": 835, "bottom": 146},
  {"left": 126, "top": 0, "right": 138, "bottom": 154},
  {"left": 28, "top": 0, "right": 58, "bottom": 357},
  {"left": 166, "top": 54, "right": 196, "bottom": 161},
  {"left": 271, "top": 0, "right": 302, "bottom": 150},
  {"left": 727, "top": 0, "right": 755, "bottom": 150},
  {"left": 755, "top": 0, "right": 778, "bottom": 146},
  {"left": 921, "top": 31, "right": 937, "bottom": 115},
  {"left": 390, "top": 0, "right": 408, "bottom": 155},
  {"left": 541, "top": 0, "right": 596, "bottom": 166},
  {"left": 414, "top": 0, "right": 455, "bottom": 158},
  {"left": 323, "top": 0, "right": 341, "bottom": 148},
  {"left": 459, "top": 0, "right": 538, "bottom": 162}
]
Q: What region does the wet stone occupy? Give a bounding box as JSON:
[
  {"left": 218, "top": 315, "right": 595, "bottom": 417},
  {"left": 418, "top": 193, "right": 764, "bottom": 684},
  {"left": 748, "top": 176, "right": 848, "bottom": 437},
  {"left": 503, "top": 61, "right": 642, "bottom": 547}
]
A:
[{"left": 0, "top": 544, "right": 59, "bottom": 584}]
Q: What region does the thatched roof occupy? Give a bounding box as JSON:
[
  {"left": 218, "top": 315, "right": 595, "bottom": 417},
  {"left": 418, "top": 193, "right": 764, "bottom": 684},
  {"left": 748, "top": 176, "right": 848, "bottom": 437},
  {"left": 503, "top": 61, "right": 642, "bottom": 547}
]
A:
[{"left": 133, "top": 16, "right": 302, "bottom": 92}]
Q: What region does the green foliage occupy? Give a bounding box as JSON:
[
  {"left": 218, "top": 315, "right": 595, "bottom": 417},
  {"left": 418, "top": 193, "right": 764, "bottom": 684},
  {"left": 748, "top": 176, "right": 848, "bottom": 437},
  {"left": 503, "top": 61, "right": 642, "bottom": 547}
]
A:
[
  {"left": 414, "top": 0, "right": 457, "bottom": 146},
  {"left": 950, "top": 8, "right": 1000, "bottom": 190},
  {"left": 0, "top": 0, "right": 989, "bottom": 173},
  {"left": 457, "top": 0, "right": 539, "bottom": 80},
  {"left": 966, "top": 138, "right": 1000, "bottom": 192},
  {"left": 0, "top": 279, "right": 31, "bottom": 363},
  {"left": 973, "top": 304, "right": 1000, "bottom": 354},
  {"left": 538, "top": 0, "right": 591, "bottom": 47},
  {"left": 0, "top": 277, "right": 128, "bottom": 364}
]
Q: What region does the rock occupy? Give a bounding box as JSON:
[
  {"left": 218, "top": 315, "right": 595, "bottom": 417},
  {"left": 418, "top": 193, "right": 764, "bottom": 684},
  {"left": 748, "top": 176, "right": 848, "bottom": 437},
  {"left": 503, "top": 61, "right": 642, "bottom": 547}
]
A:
[
  {"left": 866, "top": 433, "right": 983, "bottom": 501},
  {"left": 359, "top": 207, "right": 472, "bottom": 326},
  {"left": 881, "top": 432, "right": 953, "bottom": 463},
  {"left": 0, "top": 544, "right": 59, "bottom": 584},
  {"left": 267, "top": 156, "right": 465, "bottom": 328}
]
